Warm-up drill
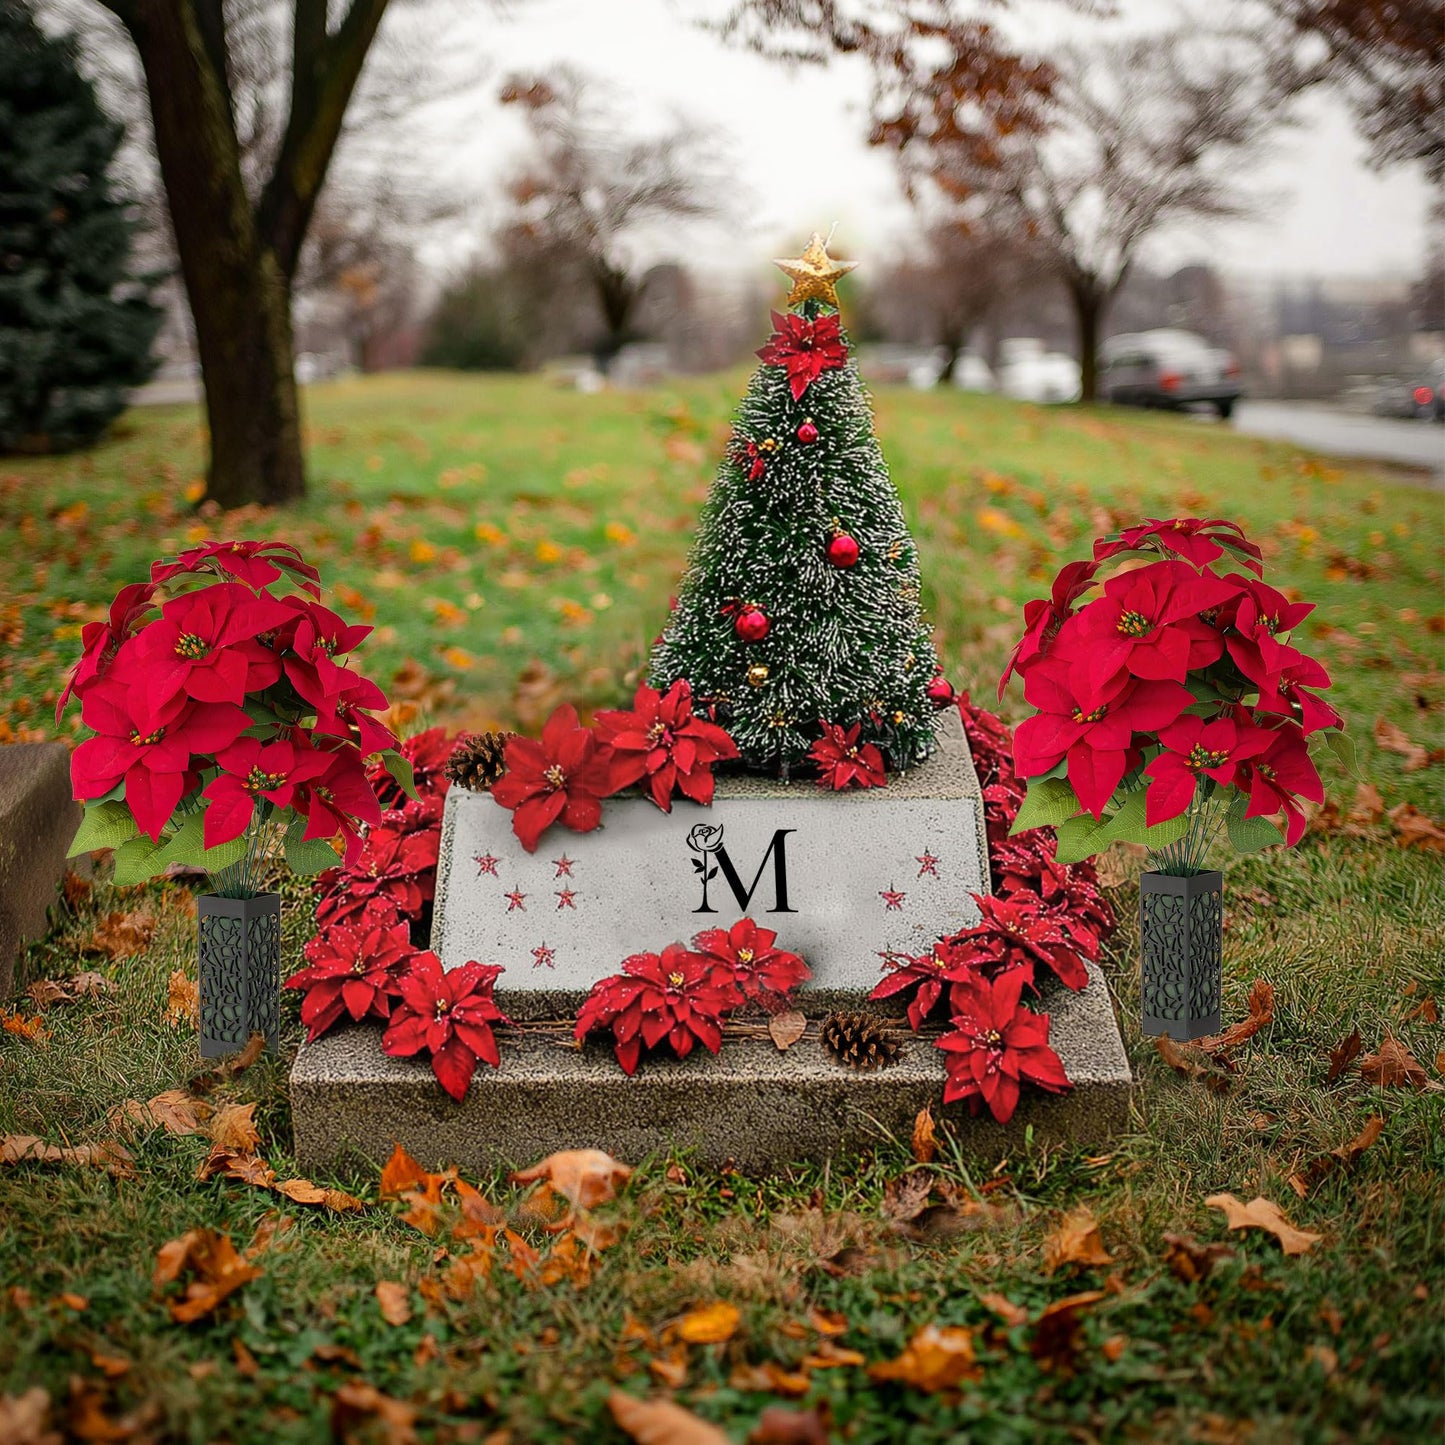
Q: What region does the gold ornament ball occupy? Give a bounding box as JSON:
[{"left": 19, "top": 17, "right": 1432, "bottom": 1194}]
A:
[
  {"left": 747, "top": 664, "right": 770, "bottom": 688},
  {"left": 893, "top": 710, "right": 908, "bottom": 725}
]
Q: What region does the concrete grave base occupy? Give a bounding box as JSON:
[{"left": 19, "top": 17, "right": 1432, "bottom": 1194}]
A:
[
  {"left": 290, "top": 963, "right": 1132, "bottom": 1174},
  {"left": 0, "top": 742, "right": 82, "bottom": 998}
]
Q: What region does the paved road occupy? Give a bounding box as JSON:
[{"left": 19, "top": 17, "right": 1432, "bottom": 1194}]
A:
[{"left": 1229, "top": 401, "right": 1444, "bottom": 484}]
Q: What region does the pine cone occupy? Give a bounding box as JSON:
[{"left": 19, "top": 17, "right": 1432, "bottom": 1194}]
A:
[
  {"left": 820, "top": 1011, "right": 904, "bottom": 1071},
  {"left": 444, "top": 731, "right": 512, "bottom": 792}
]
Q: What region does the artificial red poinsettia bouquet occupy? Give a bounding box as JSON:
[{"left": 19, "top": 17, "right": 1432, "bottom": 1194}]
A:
[
  {"left": 999, "top": 516, "right": 1350, "bottom": 1039},
  {"left": 58, "top": 540, "right": 413, "bottom": 1055}
]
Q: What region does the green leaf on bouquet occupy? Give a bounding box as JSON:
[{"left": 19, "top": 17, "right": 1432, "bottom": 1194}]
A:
[
  {"left": 380, "top": 748, "right": 419, "bottom": 802},
  {"left": 1102, "top": 786, "right": 1191, "bottom": 850},
  {"left": 110, "top": 833, "right": 165, "bottom": 887},
  {"left": 150, "top": 811, "right": 247, "bottom": 872},
  {"left": 284, "top": 814, "right": 340, "bottom": 876},
  {"left": 1226, "top": 792, "right": 1285, "bottom": 853},
  {"left": 1010, "top": 776, "right": 1084, "bottom": 834},
  {"left": 68, "top": 800, "right": 139, "bottom": 857},
  {"left": 1052, "top": 809, "right": 1117, "bottom": 864},
  {"left": 1315, "top": 726, "right": 1358, "bottom": 777}
]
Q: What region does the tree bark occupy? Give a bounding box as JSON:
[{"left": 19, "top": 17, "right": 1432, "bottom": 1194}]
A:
[
  {"left": 1069, "top": 280, "right": 1106, "bottom": 403},
  {"left": 124, "top": 1, "right": 305, "bottom": 508}
]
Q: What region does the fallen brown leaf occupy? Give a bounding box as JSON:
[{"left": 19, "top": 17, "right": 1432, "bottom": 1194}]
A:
[
  {"left": 800, "top": 1339, "right": 865, "bottom": 1369},
  {"left": 1326, "top": 1028, "right": 1363, "bottom": 1081},
  {"left": 232, "top": 1338, "right": 260, "bottom": 1378},
  {"left": 25, "top": 980, "right": 72, "bottom": 1010},
  {"left": 1347, "top": 782, "right": 1385, "bottom": 827},
  {"left": 676, "top": 1300, "right": 741, "bottom": 1345},
  {"left": 0, "top": 1388, "right": 57, "bottom": 1445},
  {"left": 1205, "top": 1193, "right": 1322, "bottom": 1255},
  {"left": 1030, "top": 1290, "right": 1107, "bottom": 1374},
  {"left": 88, "top": 1352, "right": 130, "bottom": 1379},
  {"left": 207, "top": 1102, "right": 260, "bottom": 1152},
  {"left": 977, "top": 1291, "right": 1030, "bottom": 1328},
  {"left": 197, "top": 1147, "right": 276, "bottom": 1188},
  {"left": 807, "top": 1307, "right": 848, "bottom": 1337},
  {"left": 0, "top": 1135, "right": 133, "bottom": 1176},
  {"left": 68, "top": 972, "right": 112, "bottom": 999},
  {"left": 1403, "top": 995, "right": 1439, "bottom": 1023},
  {"left": 1389, "top": 802, "right": 1445, "bottom": 851},
  {"left": 728, "top": 1360, "right": 812, "bottom": 1396},
  {"left": 509, "top": 1148, "right": 632, "bottom": 1213},
  {"left": 1289, "top": 1114, "right": 1386, "bottom": 1196},
  {"left": 1200, "top": 979, "right": 1274, "bottom": 1056},
  {"left": 1374, "top": 715, "right": 1429, "bottom": 769},
  {"left": 1155, "top": 1035, "right": 1234, "bottom": 1093},
  {"left": 910, "top": 1104, "right": 937, "bottom": 1164},
  {"left": 1162, "top": 1232, "right": 1234, "bottom": 1283},
  {"left": 1, "top": 1013, "right": 48, "bottom": 1042},
  {"left": 607, "top": 1390, "right": 729, "bottom": 1445},
  {"left": 747, "top": 1403, "right": 833, "bottom": 1444},
  {"left": 274, "top": 1178, "right": 366, "bottom": 1212},
  {"left": 867, "top": 1323, "right": 980, "bottom": 1392},
  {"left": 110, "top": 1089, "right": 212, "bottom": 1138},
  {"left": 86, "top": 910, "right": 156, "bottom": 960},
  {"left": 768, "top": 1010, "right": 807, "bottom": 1051},
  {"left": 330, "top": 1380, "right": 419, "bottom": 1445},
  {"left": 163, "top": 970, "right": 199, "bottom": 1028},
  {"left": 1361, "top": 1036, "right": 1440, "bottom": 1091},
  {"left": 1043, "top": 1206, "right": 1114, "bottom": 1273},
  {"left": 153, "top": 1227, "right": 262, "bottom": 1323},
  {"left": 375, "top": 1280, "right": 412, "bottom": 1326}
]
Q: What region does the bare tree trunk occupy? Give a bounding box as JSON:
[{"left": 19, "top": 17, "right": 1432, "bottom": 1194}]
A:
[
  {"left": 1069, "top": 279, "right": 1106, "bottom": 403},
  {"left": 125, "top": 2, "right": 305, "bottom": 508}
]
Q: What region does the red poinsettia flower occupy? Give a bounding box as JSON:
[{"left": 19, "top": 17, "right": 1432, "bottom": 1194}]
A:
[
  {"left": 574, "top": 943, "right": 742, "bottom": 1075},
  {"left": 369, "top": 727, "right": 453, "bottom": 813},
  {"left": 315, "top": 821, "right": 438, "bottom": 928},
  {"left": 70, "top": 679, "right": 249, "bottom": 841},
  {"left": 810, "top": 720, "right": 887, "bottom": 790},
  {"left": 1094, "top": 517, "right": 1263, "bottom": 575},
  {"left": 1072, "top": 561, "right": 1241, "bottom": 689},
  {"left": 1012, "top": 657, "right": 1192, "bottom": 817},
  {"left": 131, "top": 583, "right": 291, "bottom": 706},
  {"left": 285, "top": 915, "right": 414, "bottom": 1041},
  {"left": 1252, "top": 655, "right": 1341, "bottom": 735},
  {"left": 279, "top": 597, "right": 376, "bottom": 712},
  {"left": 56, "top": 581, "right": 158, "bottom": 720},
  {"left": 201, "top": 733, "right": 332, "bottom": 848},
  {"left": 594, "top": 680, "right": 739, "bottom": 812},
  {"left": 995, "top": 845, "right": 1114, "bottom": 961},
  {"left": 290, "top": 742, "right": 384, "bottom": 861},
  {"left": 151, "top": 539, "right": 322, "bottom": 597},
  {"left": 309, "top": 667, "right": 397, "bottom": 756},
  {"left": 870, "top": 946, "right": 977, "bottom": 1031},
  {"left": 691, "top": 917, "right": 811, "bottom": 1011},
  {"left": 998, "top": 559, "right": 1099, "bottom": 699},
  {"left": 1143, "top": 712, "right": 1274, "bottom": 826},
  {"left": 938, "top": 893, "right": 1089, "bottom": 993},
  {"left": 490, "top": 704, "right": 607, "bottom": 852},
  {"left": 1235, "top": 719, "right": 1324, "bottom": 846},
  {"left": 756, "top": 310, "right": 848, "bottom": 401},
  {"left": 939, "top": 970, "right": 1071, "bottom": 1123},
  {"left": 1224, "top": 577, "right": 1314, "bottom": 689},
  {"left": 381, "top": 952, "right": 510, "bottom": 1101}
]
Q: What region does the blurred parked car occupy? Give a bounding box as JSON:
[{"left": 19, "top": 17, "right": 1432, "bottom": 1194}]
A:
[
  {"left": 1413, "top": 360, "right": 1445, "bottom": 421},
  {"left": 997, "top": 342, "right": 1081, "bottom": 404},
  {"left": 1099, "top": 329, "right": 1241, "bottom": 417},
  {"left": 1371, "top": 375, "right": 1425, "bottom": 419}
]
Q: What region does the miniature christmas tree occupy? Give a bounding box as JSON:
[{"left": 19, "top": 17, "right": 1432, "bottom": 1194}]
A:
[
  {"left": 649, "top": 234, "right": 940, "bottom": 776},
  {"left": 0, "top": 2, "right": 160, "bottom": 454}
]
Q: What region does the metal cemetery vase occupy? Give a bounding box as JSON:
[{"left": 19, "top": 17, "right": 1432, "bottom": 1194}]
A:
[
  {"left": 1139, "top": 870, "right": 1222, "bottom": 1041},
  {"left": 198, "top": 893, "right": 281, "bottom": 1058}
]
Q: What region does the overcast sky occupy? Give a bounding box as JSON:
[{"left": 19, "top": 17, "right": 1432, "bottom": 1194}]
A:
[{"left": 402, "top": 0, "right": 1435, "bottom": 286}]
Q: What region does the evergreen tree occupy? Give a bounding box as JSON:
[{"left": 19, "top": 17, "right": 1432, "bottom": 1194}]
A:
[
  {"left": 0, "top": 3, "right": 160, "bottom": 454},
  {"left": 650, "top": 235, "right": 940, "bottom": 776}
]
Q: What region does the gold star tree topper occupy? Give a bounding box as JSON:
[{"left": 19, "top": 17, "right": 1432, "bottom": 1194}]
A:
[{"left": 774, "top": 232, "right": 857, "bottom": 309}]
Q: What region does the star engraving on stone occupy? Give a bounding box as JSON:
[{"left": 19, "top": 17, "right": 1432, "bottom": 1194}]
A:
[
  {"left": 916, "top": 850, "right": 940, "bottom": 878},
  {"left": 552, "top": 854, "right": 575, "bottom": 878},
  {"left": 531, "top": 941, "right": 555, "bottom": 970},
  {"left": 474, "top": 853, "right": 500, "bottom": 878},
  {"left": 879, "top": 884, "right": 906, "bottom": 911},
  {"left": 504, "top": 885, "right": 527, "bottom": 911},
  {"left": 556, "top": 888, "right": 577, "bottom": 910}
]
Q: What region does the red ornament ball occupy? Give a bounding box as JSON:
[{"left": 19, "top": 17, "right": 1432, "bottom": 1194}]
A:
[
  {"left": 796, "top": 419, "right": 819, "bottom": 445},
  {"left": 825, "top": 532, "right": 860, "bottom": 568},
  {"left": 926, "top": 672, "right": 957, "bottom": 708},
  {"left": 735, "top": 607, "right": 770, "bottom": 643}
]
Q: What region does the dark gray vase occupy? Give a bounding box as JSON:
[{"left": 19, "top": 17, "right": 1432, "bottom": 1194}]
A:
[
  {"left": 1139, "top": 870, "right": 1222, "bottom": 1041},
  {"left": 197, "top": 893, "right": 281, "bottom": 1058}
]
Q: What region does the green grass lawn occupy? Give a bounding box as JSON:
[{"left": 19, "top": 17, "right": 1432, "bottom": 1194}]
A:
[{"left": 1, "top": 373, "right": 1442, "bottom": 1441}]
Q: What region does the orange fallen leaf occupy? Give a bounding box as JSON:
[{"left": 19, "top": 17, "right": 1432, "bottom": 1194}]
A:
[
  {"left": 1389, "top": 802, "right": 1445, "bottom": 851},
  {"left": 1162, "top": 1232, "right": 1234, "bottom": 1283},
  {"left": 1403, "top": 995, "right": 1439, "bottom": 1023},
  {"left": 1043, "top": 1206, "right": 1114, "bottom": 1273},
  {"left": 86, "top": 910, "right": 156, "bottom": 960},
  {"left": 0, "top": 1135, "right": 134, "bottom": 1175},
  {"left": 806, "top": 1306, "right": 848, "bottom": 1337},
  {"left": 1373, "top": 715, "right": 1429, "bottom": 769},
  {"left": 768, "top": 1009, "right": 807, "bottom": 1051},
  {"left": 1101, "top": 1333, "right": 1128, "bottom": 1362},
  {"left": 153, "top": 1228, "right": 262, "bottom": 1323},
  {"left": 232, "top": 1338, "right": 260, "bottom": 1378},
  {"left": 911, "top": 1104, "right": 937, "bottom": 1164},
  {"left": 1205, "top": 1194, "right": 1322, "bottom": 1255},
  {"left": 274, "top": 1178, "right": 366, "bottom": 1212},
  {"left": 1155, "top": 1035, "right": 1233, "bottom": 1093},
  {"left": 867, "top": 1323, "right": 980, "bottom": 1392},
  {"left": 1347, "top": 782, "right": 1385, "bottom": 827},
  {"left": 607, "top": 1389, "right": 729, "bottom": 1445},
  {"left": 1199, "top": 979, "right": 1274, "bottom": 1055},
  {"left": 800, "top": 1338, "right": 865, "bottom": 1369},
  {"left": 330, "top": 1381, "right": 418, "bottom": 1444},
  {"left": 207, "top": 1102, "right": 260, "bottom": 1151},
  {"left": 1289, "top": 1114, "right": 1385, "bottom": 1196},
  {"left": 510, "top": 1148, "right": 632, "bottom": 1212},
  {"left": 676, "top": 1300, "right": 740, "bottom": 1345},
  {"left": 0, "top": 1386, "right": 54, "bottom": 1444},
  {"left": 163, "top": 971, "right": 199, "bottom": 1028},
  {"left": 978, "top": 1291, "right": 1030, "bottom": 1328},
  {"left": 728, "top": 1360, "right": 812, "bottom": 1397},
  {"left": 196, "top": 1147, "right": 276, "bottom": 1188},
  {"left": 647, "top": 1345, "right": 689, "bottom": 1387},
  {"left": 375, "top": 1280, "right": 412, "bottom": 1327},
  {"left": 110, "top": 1089, "right": 212, "bottom": 1138},
  {"left": 1361, "top": 1036, "right": 1439, "bottom": 1091}
]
